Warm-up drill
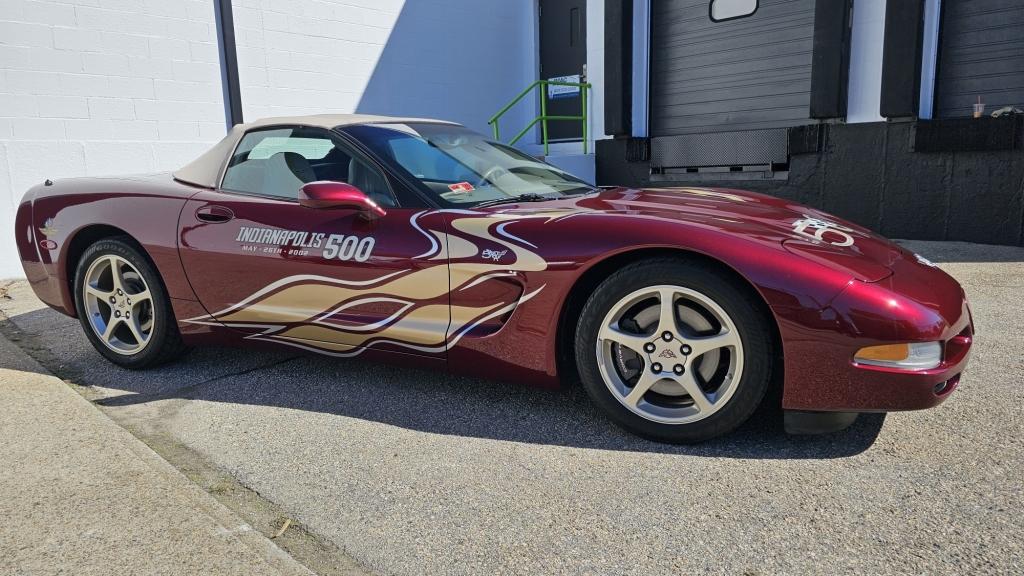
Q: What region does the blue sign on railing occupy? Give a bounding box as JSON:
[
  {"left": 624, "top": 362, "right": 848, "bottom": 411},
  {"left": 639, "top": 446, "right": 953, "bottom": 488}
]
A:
[{"left": 547, "top": 75, "right": 582, "bottom": 99}]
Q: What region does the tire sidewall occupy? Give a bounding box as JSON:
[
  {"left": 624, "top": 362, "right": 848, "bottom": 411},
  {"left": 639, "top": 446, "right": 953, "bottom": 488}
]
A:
[
  {"left": 73, "top": 238, "right": 175, "bottom": 368},
  {"left": 575, "top": 258, "right": 773, "bottom": 443}
]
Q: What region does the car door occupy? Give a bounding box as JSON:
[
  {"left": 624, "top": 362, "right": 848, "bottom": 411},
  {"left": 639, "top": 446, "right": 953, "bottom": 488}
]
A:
[{"left": 178, "top": 125, "right": 452, "bottom": 359}]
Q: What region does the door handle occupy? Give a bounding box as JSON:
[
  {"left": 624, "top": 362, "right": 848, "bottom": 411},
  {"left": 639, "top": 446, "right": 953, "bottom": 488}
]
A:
[{"left": 195, "top": 205, "right": 234, "bottom": 223}]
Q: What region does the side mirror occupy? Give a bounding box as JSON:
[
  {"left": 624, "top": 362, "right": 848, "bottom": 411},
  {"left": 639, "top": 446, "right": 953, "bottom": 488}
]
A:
[{"left": 298, "top": 181, "right": 387, "bottom": 219}]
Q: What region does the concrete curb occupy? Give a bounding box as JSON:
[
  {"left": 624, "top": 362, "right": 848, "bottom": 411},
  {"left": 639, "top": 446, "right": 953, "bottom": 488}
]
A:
[{"left": 0, "top": 332, "right": 316, "bottom": 576}]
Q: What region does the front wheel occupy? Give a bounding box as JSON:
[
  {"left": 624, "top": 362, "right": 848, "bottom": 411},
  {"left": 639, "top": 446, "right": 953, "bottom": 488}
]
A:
[
  {"left": 575, "top": 258, "right": 774, "bottom": 443},
  {"left": 73, "top": 237, "right": 187, "bottom": 369}
]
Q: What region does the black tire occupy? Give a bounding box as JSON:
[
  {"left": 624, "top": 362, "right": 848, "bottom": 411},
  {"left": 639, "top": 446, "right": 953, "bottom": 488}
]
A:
[
  {"left": 73, "top": 236, "right": 188, "bottom": 369},
  {"left": 575, "top": 257, "right": 774, "bottom": 443}
]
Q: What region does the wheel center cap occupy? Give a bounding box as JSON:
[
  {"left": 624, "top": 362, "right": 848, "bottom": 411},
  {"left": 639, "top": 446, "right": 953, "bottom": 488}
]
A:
[
  {"left": 655, "top": 347, "right": 678, "bottom": 360},
  {"left": 646, "top": 338, "right": 686, "bottom": 370}
]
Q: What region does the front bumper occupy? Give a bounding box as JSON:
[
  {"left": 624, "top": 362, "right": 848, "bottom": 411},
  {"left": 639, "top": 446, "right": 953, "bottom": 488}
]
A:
[
  {"left": 842, "top": 324, "right": 972, "bottom": 411},
  {"left": 780, "top": 264, "right": 973, "bottom": 413}
]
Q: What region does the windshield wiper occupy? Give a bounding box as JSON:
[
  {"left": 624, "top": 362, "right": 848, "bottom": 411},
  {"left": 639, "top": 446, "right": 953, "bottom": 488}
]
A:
[
  {"left": 562, "top": 186, "right": 601, "bottom": 197},
  {"left": 475, "top": 193, "right": 551, "bottom": 208}
]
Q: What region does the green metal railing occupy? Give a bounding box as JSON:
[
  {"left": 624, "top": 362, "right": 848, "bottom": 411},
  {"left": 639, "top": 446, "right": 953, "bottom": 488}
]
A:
[{"left": 488, "top": 79, "right": 592, "bottom": 156}]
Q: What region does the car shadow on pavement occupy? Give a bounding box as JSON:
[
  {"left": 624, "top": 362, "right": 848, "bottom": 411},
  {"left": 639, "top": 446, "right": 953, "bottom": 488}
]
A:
[{"left": 3, "top": 307, "right": 885, "bottom": 460}]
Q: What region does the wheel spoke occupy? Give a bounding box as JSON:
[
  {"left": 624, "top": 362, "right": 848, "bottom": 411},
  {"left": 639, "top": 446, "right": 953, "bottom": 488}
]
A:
[
  {"left": 623, "top": 371, "right": 661, "bottom": 407},
  {"left": 688, "top": 330, "right": 740, "bottom": 358},
  {"left": 129, "top": 288, "right": 152, "bottom": 308},
  {"left": 657, "top": 288, "right": 677, "bottom": 336},
  {"left": 108, "top": 256, "right": 126, "bottom": 294},
  {"left": 675, "top": 370, "right": 713, "bottom": 413},
  {"left": 102, "top": 317, "right": 120, "bottom": 342},
  {"left": 598, "top": 323, "right": 650, "bottom": 355},
  {"left": 85, "top": 284, "right": 112, "bottom": 301},
  {"left": 124, "top": 316, "right": 147, "bottom": 345}
]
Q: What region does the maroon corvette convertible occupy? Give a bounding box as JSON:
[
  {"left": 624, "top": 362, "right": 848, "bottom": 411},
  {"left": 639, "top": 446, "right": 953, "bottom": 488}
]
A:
[{"left": 14, "top": 114, "right": 973, "bottom": 442}]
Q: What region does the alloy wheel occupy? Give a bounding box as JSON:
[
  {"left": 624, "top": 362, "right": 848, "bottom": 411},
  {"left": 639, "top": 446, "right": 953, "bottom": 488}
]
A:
[
  {"left": 82, "top": 254, "right": 155, "bottom": 355},
  {"left": 595, "top": 285, "right": 744, "bottom": 424}
]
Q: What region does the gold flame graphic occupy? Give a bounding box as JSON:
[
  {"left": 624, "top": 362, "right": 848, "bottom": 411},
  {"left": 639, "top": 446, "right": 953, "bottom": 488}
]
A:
[{"left": 187, "top": 208, "right": 587, "bottom": 357}]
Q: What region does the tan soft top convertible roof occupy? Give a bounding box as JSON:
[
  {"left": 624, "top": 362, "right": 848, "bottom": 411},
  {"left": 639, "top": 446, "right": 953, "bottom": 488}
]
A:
[{"left": 173, "top": 113, "right": 458, "bottom": 189}]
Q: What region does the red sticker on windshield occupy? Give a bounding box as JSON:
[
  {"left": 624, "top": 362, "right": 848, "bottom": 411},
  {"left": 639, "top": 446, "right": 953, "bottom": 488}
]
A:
[{"left": 448, "top": 182, "right": 475, "bottom": 193}]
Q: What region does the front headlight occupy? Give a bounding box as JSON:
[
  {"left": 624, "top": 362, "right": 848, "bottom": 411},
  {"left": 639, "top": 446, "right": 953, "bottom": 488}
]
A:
[{"left": 854, "top": 342, "right": 943, "bottom": 370}]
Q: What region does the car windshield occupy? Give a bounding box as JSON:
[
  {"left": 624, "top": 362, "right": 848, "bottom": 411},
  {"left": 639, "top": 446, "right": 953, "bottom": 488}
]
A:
[{"left": 342, "top": 123, "right": 595, "bottom": 207}]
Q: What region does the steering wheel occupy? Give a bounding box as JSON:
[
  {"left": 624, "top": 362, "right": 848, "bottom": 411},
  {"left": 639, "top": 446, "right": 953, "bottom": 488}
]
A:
[{"left": 477, "top": 165, "right": 510, "bottom": 188}]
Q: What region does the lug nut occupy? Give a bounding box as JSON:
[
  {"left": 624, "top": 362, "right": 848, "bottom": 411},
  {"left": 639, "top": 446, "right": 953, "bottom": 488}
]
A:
[
  {"left": 662, "top": 331, "right": 673, "bottom": 342},
  {"left": 116, "top": 289, "right": 123, "bottom": 295},
  {"left": 643, "top": 342, "right": 656, "bottom": 353},
  {"left": 680, "top": 344, "right": 692, "bottom": 355},
  {"left": 109, "top": 296, "right": 116, "bottom": 304},
  {"left": 651, "top": 362, "right": 663, "bottom": 373},
  {"left": 673, "top": 364, "right": 685, "bottom": 375},
  {"left": 125, "top": 311, "right": 130, "bottom": 319},
  {"left": 114, "top": 310, "right": 121, "bottom": 318}
]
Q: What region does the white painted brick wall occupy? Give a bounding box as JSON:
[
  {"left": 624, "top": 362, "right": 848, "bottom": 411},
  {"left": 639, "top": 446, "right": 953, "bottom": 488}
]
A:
[
  {"left": 232, "top": 0, "right": 536, "bottom": 135},
  {"left": 0, "top": 0, "right": 226, "bottom": 277},
  {"left": 0, "top": 0, "right": 599, "bottom": 278}
]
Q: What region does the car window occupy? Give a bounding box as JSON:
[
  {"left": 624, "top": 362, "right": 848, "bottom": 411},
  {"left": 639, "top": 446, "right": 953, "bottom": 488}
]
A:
[
  {"left": 221, "top": 127, "right": 397, "bottom": 207},
  {"left": 247, "top": 136, "right": 334, "bottom": 160}
]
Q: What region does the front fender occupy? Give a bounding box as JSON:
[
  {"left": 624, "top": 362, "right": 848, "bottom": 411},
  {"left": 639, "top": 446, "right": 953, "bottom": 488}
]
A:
[{"left": 448, "top": 210, "right": 859, "bottom": 388}]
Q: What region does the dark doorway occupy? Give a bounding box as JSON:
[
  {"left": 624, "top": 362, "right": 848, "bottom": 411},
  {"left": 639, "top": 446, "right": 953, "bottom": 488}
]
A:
[{"left": 539, "top": 0, "right": 587, "bottom": 141}]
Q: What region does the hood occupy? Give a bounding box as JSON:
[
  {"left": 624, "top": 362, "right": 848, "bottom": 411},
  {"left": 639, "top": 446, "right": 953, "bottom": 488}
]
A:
[{"left": 532, "top": 187, "right": 907, "bottom": 282}]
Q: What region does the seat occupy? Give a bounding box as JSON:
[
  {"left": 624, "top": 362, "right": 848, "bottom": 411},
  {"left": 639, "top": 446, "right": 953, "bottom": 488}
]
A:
[
  {"left": 348, "top": 158, "right": 396, "bottom": 207},
  {"left": 314, "top": 146, "right": 351, "bottom": 182},
  {"left": 262, "top": 151, "right": 318, "bottom": 198}
]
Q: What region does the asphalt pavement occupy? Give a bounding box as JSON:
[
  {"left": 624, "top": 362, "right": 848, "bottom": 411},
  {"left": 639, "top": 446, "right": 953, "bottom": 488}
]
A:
[{"left": 1, "top": 240, "right": 1021, "bottom": 575}]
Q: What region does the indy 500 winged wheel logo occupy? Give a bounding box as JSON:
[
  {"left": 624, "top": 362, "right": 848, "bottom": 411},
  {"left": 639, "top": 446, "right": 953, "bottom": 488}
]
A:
[{"left": 186, "top": 208, "right": 587, "bottom": 357}]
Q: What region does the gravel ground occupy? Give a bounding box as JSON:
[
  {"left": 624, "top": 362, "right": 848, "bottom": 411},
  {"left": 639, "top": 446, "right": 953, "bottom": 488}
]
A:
[{"left": 1, "top": 240, "right": 1021, "bottom": 575}]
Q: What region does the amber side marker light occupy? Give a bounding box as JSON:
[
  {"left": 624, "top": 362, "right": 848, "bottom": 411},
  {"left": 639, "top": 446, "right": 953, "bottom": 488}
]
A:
[{"left": 854, "top": 342, "right": 943, "bottom": 370}]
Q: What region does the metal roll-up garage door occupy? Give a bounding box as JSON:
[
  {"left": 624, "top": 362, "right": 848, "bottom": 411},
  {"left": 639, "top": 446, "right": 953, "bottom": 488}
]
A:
[
  {"left": 649, "top": 0, "right": 817, "bottom": 170},
  {"left": 935, "top": 0, "right": 1024, "bottom": 118}
]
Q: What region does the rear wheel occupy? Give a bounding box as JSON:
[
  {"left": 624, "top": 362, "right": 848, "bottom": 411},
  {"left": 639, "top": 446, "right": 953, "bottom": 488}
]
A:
[
  {"left": 73, "top": 237, "right": 187, "bottom": 369},
  {"left": 575, "top": 257, "right": 773, "bottom": 443}
]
